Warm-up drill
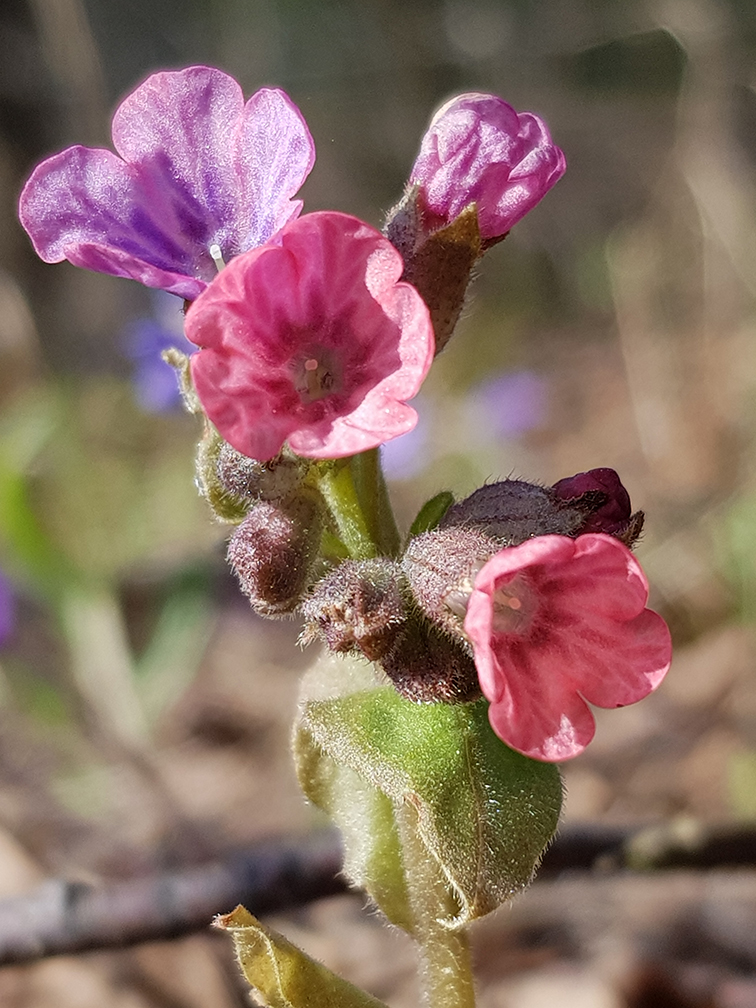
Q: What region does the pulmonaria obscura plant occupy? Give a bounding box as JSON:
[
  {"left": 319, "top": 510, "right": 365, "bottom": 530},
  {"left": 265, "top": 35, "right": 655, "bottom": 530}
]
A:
[{"left": 20, "top": 66, "right": 672, "bottom": 1008}]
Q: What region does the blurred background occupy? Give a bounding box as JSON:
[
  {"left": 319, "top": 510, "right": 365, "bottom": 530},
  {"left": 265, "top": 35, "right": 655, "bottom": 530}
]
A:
[{"left": 1, "top": 0, "right": 756, "bottom": 1005}]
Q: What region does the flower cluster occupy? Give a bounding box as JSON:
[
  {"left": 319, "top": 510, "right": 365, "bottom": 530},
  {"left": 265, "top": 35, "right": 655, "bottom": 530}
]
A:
[{"left": 19, "top": 65, "right": 671, "bottom": 763}]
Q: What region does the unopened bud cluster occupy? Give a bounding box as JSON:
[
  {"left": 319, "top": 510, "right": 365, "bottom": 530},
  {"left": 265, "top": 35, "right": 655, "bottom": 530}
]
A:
[
  {"left": 299, "top": 470, "right": 643, "bottom": 703},
  {"left": 207, "top": 443, "right": 644, "bottom": 703}
]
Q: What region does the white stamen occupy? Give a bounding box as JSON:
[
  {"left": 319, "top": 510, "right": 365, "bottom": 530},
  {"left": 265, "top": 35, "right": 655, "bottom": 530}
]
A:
[{"left": 209, "top": 243, "right": 226, "bottom": 271}]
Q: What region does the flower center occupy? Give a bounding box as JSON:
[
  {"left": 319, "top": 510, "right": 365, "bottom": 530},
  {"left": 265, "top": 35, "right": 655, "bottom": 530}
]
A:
[
  {"left": 293, "top": 349, "right": 342, "bottom": 404},
  {"left": 490, "top": 574, "right": 536, "bottom": 635}
]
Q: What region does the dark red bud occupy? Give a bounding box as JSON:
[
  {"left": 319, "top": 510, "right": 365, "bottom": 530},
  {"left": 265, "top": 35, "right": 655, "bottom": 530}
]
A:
[{"left": 552, "top": 468, "right": 644, "bottom": 546}]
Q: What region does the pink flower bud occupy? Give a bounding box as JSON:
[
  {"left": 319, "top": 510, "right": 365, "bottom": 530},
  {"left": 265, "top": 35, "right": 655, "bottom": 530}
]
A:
[{"left": 409, "top": 93, "right": 566, "bottom": 240}]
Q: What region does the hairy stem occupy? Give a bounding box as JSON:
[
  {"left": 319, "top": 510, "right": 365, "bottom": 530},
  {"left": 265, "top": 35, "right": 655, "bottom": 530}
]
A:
[
  {"left": 349, "top": 449, "right": 401, "bottom": 557},
  {"left": 396, "top": 803, "right": 476, "bottom": 1008},
  {"left": 316, "top": 462, "right": 378, "bottom": 560}
]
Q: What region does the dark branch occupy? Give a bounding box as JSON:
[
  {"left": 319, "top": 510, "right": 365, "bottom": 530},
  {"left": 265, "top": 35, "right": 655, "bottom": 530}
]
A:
[
  {"left": 2, "top": 822, "right": 756, "bottom": 967},
  {"left": 0, "top": 831, "right": 344, "bottom": 965}
]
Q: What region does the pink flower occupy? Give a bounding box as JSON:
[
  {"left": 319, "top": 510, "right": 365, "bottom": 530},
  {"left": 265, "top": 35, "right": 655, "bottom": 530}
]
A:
[
  {"left": 464, "top": 534, "right": 671, "bottom": 762},
  {"left": 19, "top": 66, "right": 315, "bottom": 300},
  {"left": 185, "top": 211, "right": 434, "bottom": 461},
  {"left": 409, "top": 93, "right": 566, "bottom": 240}
]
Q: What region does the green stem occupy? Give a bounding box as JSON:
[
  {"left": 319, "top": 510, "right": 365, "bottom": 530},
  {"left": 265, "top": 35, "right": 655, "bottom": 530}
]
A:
[
  {"left": 59, "top": 584, "right": 149, "bottom": 747},
  {"left": 349, "top": 449, "right": 401, "bottom": 557},
  {"left": 396, "top": 803, "right": 476, "bottom": 1008},
  {"left": 316, "top": 462, "right": 378, "bottom": 560}
]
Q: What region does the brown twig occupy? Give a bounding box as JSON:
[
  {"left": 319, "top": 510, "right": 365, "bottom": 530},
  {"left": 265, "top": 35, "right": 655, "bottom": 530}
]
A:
[
  {"left": 1, "top": 822, "right": 756, "bottom": 967},
  {"left": 0, "top": 831, "right": 344, "bottom": 966}
]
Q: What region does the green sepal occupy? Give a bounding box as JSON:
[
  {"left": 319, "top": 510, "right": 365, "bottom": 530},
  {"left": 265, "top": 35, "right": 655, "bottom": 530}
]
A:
[
  {"left": 295, "top": 722, "right": 413, "bottom": 932},
  {"left": 216, "top": 905, "right": 388, "bottom": 1008},
  {"left": 408, "top": 491, "right": 455, "bottom": 539},
  {"left": 295, "top": 653, "right": 562, "bottom": 930},
  {"left": 195, "top": 422, "right": 250, "bottom": 524}
]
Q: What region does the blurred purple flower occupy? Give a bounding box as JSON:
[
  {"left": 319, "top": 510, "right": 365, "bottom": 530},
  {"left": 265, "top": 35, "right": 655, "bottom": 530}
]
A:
[
  {"left": 381, "top": 399, "right": 433, "bottom": 480},
  {"left": 0, "top": 573, "right": 15, "bottom": 647},
  {"left": 123, "top": 291, "right": 195, "bottom": 412},
  {"left": 19, "top": 66, "right": 315, "bottom": 300},
  {"left": 466, "top": 370, "right": 547, "bottom": 441}
]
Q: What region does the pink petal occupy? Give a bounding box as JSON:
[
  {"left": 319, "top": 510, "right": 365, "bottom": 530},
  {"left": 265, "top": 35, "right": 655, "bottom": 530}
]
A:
[
  {"left": 487, "top": 653, "right": 597, "bottom": 762},
  {"left": 187, "top": 211, "right": 434, "bottom": 461},
  {"left": 465, "top": 533, "right": 672, "bottom": 762}
]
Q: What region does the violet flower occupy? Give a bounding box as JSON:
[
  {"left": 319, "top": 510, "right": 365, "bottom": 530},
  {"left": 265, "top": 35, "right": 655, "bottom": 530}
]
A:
[
  {"left": 466, "top": 369, "right": 548, "bottom": 441},
  {"left": 0, "top": 572, "right": 15, "bottom": 648},
  {"left": 124, "top": 318, "right": 195, "bottom": 413},
  {"left": 19, "top": 66, "right": 315, "bottom": 301},
  {"left": 185, "top": 211, "right": 435, "bottom": 461},
  {"left": 409, "top": 92, "right": 566, "bottom": 240},
  {"left": 464, "top": 533, "right": 671, "bottom": 761}
]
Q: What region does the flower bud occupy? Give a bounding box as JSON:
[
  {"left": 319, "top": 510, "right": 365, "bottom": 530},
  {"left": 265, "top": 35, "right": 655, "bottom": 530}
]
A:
[
  {"left": 302, "top": 558, "right": 480, "bottom": 703},
  {"left": 196, "top": 423, "right": 307, "bottom": 524},
  {"left": 215, "top": 442, "right": 303, "bottom": 502},
  {"left": 551, "top": 468, "right": 644, "bottom": 546},
  {"left": 227, "top": 494, "right": 321, "bottom": 617},
  {"left": 439, "top": 479, "right": 590, "bottom": 544},
  {"left": 385, "top": 199, "right": 481, "bottom": 354},
  {"left": 402, "top": 526, "right": 498, "bottom": 640},
  {"left": 407, "top": 93, "right": 566, "bottom": 244},
  {"left": 380, "top": 617, "right": 480, "bottom": 704},
  {"left": 300, "top": 559, "right": 406, "bottom": 662}
]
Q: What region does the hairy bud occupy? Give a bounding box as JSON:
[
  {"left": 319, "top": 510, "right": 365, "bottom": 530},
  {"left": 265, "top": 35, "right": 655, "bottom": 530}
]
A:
[
  {"left": 402, "top": 526, "right": 498, "bottom": 640},
  {"left": 300, "top": 559, "right": 406, "bottom": 662},
  {"left": 196, "top": 424, "right": 307, "bottom": 524},
  {"left": 381, "top": 618, "right": 480, "bottom": 704},
  {"left": 439, "top": 475, "right": 643, "bottom": 547},
  {"left": 302, "top": 557, "right": 480, "bottom": 703},
  {"left": 227, "top": 495, "right": 321, "bottom": 617},
  {"left": 439, "top": 479, "right": 586, "bottom": 543}
]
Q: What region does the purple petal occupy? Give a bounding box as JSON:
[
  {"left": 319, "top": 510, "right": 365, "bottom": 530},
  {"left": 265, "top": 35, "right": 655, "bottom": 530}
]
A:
[
  {"left": 466, "top": 370, "right": 548, "bottom": 440},
  {"left": 19, "top": 147, "right": 210, "bottom": 299},
  {"left": 19, "top": 67, "right": 315, "bottom": 298}
]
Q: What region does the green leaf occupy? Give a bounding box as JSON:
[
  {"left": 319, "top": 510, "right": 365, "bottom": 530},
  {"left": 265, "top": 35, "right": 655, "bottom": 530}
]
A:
[
  {"left": 295, "top": 653, "right": 562, "bottom": 928},
  {"left": 408, "top": 491, "right": 455, "bottom": 539},
  {"left": 0, "top": 389, "right": 75, "bottom": 597},
  {"left": 216, "top": 905, "right": 388, "bottom": 1008}
]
